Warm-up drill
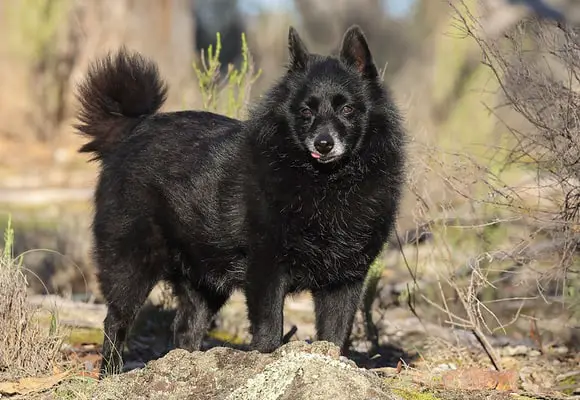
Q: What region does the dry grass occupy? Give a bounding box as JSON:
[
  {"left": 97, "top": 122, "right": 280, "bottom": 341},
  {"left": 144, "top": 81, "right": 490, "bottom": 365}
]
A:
[
  {"left": 0, "top": 216, "right": 63, "bottom": 380},
  {"left": 375, "top": 4, "right": 580, "bottom": 374},
  {"left": 390, "top": 129, "right": 573, "bottom": 370}
]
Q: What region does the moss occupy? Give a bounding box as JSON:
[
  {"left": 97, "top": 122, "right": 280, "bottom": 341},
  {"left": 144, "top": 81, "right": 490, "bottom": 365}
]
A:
[
  {"left": 560, "top": 375, "right": 580, "bottom": 396},
  {"left": 67, "top": 328, "right": 104, "bottom": 346},
  {"left": 395, "top": 387, "right": 539, "bottom": 400},
  {"left": 49, "top": 376, "right": 98, "bottom": 400},
  {"left": 207, "top": 329, "right": 246, "bottom": 346},
  {"left": 393, "top": 388, "right": 441, "bottom": 400}
]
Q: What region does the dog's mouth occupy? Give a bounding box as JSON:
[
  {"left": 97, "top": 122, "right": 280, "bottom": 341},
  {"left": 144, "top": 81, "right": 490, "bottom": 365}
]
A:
[{"left": 310, "top": 151, "right": 340, "bottom": 164}]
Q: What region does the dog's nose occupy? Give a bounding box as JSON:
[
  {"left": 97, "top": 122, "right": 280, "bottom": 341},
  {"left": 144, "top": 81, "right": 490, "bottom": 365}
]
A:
[{"left": 314, "top": 134, "right": 334, "bottom": 155}]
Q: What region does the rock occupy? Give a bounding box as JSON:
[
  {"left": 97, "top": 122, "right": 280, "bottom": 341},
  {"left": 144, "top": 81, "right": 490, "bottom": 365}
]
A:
[{"left": 94, "top": 341, "right": 403, "bottom": 400}]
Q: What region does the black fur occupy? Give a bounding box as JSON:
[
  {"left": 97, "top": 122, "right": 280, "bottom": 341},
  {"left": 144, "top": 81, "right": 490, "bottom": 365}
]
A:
[
  {"left": 75, "top": 47, "right": 168, "bottom": 159},
  {"left": 75, "top": 25, "right": 406, "bottom": 377}
]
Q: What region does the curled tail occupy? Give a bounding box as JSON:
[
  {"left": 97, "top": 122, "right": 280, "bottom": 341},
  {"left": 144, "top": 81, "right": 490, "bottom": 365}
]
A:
[{"left": 75, "top": 47, "right": 168, "bottom": 159}]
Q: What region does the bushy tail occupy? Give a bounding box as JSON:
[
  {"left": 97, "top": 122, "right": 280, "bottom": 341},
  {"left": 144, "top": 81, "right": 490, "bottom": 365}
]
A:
[{"left": 75, "top": 47, "right": 168, "bottom": 159}]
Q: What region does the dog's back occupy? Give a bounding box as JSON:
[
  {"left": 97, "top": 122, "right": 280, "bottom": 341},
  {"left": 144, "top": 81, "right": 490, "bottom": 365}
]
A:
[{"left": 76, "top": 49, "right": 248, "bottom": 375}]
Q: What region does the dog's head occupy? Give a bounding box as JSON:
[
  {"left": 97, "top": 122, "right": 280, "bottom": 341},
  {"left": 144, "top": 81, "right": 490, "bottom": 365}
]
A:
[{"left": 283, "top": 25, "right": 380, "bottom": 165}]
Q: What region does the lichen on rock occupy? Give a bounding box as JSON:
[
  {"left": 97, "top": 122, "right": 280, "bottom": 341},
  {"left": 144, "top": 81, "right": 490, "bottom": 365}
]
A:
[{"left": 93, "top": 340, "right": 403, "bottom": 400}]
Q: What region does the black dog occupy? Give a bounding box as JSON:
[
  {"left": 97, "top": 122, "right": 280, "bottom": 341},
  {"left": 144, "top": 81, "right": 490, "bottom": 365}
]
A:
[{"left": 76, "top": 25, "right": 406, "bottom": 376}]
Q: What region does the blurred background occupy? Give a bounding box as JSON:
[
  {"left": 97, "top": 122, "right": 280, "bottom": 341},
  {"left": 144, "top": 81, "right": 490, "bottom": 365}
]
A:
[{"left": 1, "top": 0, "right": 580, "bottom": 393}]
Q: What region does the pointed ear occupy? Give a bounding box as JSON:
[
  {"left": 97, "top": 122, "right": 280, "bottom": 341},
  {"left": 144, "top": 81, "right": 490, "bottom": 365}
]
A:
[
  {"left": 288, "top": 26, "right": 309, "bottom": 71},
  {"left": 339, "top": 25, "right": 378, "bottom": 79}
]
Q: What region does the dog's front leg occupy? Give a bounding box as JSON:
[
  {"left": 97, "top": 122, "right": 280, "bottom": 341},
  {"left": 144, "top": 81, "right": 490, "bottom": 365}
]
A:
[
  {"left": 312, "top": 279, "right": 364, "bottom": 353},
  {"left": 245, "top": 255, "right": 287, "bottom": 353}
]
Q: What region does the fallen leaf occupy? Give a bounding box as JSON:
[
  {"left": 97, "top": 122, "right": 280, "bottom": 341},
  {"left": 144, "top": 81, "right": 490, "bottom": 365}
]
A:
[
  {"left": 441, "top": 367, "right": 518, "bottom": 391},
  {"left": 75, "top": 369, "right": 100, "bottom": 379},
  {"left": 496, "top": 370, "right": 519, "bottom": 391},
  {"left": 0, "top": 371, "right": 70, "bottom": 395}
]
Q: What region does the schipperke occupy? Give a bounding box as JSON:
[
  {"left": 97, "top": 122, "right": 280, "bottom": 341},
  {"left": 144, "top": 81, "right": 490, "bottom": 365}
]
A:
[{"left": 75, "top": 25, "right": 406, "bottom": 376}]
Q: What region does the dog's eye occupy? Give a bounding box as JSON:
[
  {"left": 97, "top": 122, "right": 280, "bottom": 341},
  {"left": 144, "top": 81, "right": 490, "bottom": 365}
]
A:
[
  {"left": 341, "top": 105, "right": 354, "bottom": 116},
  {"left": 300, "top": 108, "right": 313, "bottom": 118}
]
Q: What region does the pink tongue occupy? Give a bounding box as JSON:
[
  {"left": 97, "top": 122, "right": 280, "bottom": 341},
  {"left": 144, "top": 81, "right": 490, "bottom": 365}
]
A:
[{"left": 311, "top": 152, "right": 321, "bottom": 159}]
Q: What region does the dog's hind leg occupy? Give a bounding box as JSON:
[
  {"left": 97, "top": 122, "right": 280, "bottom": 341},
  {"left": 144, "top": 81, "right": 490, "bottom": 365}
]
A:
[
  {"left": 312, "top": 280, "right": 364, "bottom": 353},
  {"left": 172, "top": 282, "right": 230, "bottom": 351},
  {"left": 99, "top": 269, "right": 157, "bottom": 378}
]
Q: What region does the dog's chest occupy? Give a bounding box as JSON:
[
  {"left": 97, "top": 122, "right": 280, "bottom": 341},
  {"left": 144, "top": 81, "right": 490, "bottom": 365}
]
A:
[{"left": 280, "top": 187, "right": 380, "bottom": 274}]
